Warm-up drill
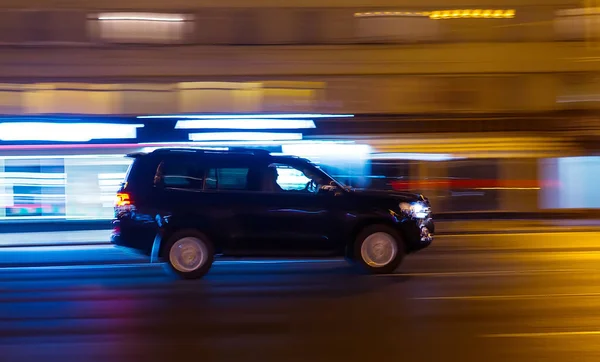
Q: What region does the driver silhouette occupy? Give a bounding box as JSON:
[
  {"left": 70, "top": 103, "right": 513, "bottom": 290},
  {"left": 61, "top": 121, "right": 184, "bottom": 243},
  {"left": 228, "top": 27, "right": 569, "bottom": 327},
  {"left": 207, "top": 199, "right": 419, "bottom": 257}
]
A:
[{"left": 262, "top": 165, "right": 283, "bottom": 192}]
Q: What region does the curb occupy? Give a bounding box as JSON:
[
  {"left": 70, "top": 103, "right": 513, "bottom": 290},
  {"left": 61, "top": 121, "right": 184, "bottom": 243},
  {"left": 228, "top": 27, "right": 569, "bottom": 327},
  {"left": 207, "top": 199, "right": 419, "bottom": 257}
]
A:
[
  {"left": 0, "top": 260, "right": 148, "bottom": 269},
  {"left": 0, "top": 241, "right": 111, "bottom": 249},
  {"left": 0, "top": 220, "right": 112, "bottom": 234}
]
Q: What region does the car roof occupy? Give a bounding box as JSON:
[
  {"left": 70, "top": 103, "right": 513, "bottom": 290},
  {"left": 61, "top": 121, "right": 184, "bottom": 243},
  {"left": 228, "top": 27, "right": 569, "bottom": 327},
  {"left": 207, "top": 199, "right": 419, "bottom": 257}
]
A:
[
  {"left": 127, "top": 147, "right": 266, "bottom": 157},
  {"left": 126, "top": 147, "right": 309, "bottom": 164}
]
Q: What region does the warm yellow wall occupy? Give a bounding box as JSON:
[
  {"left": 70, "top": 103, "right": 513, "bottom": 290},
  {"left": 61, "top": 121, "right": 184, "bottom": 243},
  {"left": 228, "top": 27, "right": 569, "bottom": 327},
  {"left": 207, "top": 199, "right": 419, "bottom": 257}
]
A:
[
  {"left": 0, "top": 3, "right": 598, "bottom": 114},
  {"left": 8, "top": 81, "right": 325, "bottom": 115},
  {"left": 1, "top": 43, "right": 598, "bottom": 78},
  {"left": 0, "top": 0, "right": 582, "bottom": 9}
]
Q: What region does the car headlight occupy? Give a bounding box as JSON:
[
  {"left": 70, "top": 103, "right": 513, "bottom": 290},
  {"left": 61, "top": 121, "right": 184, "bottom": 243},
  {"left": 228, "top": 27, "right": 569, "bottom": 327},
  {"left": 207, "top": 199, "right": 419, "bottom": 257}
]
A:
[{"left": 399, "top": 201, "right": 430, "bottom": 219}]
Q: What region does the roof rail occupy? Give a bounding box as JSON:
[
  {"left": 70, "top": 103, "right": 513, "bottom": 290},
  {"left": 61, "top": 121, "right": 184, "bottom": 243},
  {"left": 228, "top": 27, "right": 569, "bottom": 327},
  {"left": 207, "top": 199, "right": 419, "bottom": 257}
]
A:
[
  {"left": 227, "top": 147, "right": 271, "bottom": 156},
  {"left": 151, "top": 148, "right": 203, "bottom": 154},
  {"left": 148, "top": 147, "right": 272, "bottom": 156}
]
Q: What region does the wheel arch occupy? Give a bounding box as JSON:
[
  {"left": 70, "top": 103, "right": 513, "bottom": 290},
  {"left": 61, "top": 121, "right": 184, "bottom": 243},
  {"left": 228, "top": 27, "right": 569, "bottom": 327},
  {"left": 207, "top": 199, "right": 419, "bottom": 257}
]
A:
[{"left": 157, "top": 220, "right": 220, "bottom": 259}]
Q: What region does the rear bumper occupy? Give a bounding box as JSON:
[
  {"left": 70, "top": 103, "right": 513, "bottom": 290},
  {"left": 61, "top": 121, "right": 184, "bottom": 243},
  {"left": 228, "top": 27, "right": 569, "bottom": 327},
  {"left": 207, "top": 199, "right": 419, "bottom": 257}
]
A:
[
  {"left": 111, "top": 233, "right": 153, "bottom": 258},
  {"left": 110, "top": 219, "right": 122, "bottom": 246},
  {"left": 110, "top": 232, "right": 126, "bottom": 247}
]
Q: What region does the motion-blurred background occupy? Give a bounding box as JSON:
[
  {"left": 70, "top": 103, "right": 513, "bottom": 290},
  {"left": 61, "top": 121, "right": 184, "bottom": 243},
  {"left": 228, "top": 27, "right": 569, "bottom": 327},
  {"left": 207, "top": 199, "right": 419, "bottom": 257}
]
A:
[
  {"left": 1, "top": 0, "right": 600, "bottom": 224},
  {"left": 5, "top": 4, "right": 600, "bottom": 362}
]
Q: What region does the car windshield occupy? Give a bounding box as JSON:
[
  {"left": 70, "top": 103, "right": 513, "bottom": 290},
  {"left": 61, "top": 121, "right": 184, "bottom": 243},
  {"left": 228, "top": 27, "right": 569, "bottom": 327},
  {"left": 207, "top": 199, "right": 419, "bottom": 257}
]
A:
[{"left": 304, "top": 161, "right": 346, "bottom": 189}]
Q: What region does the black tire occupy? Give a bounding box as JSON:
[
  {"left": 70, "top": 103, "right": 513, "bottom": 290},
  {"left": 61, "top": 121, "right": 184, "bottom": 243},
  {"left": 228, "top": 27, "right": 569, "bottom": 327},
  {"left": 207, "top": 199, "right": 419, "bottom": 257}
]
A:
[
  {"left": 163, "top": 229, "right": 215, "bottom": 279},
  {"left": 353, "top": 224, "right": 405, "bottom": 274}
]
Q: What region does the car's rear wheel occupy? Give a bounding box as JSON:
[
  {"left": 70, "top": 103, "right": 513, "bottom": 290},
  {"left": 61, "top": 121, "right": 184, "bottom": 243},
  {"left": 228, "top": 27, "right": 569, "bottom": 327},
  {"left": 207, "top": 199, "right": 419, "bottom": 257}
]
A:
[
  {"left": 164, "top": 230, "right": 214, "bottom": 279},
  {"left": 354, "top": 225, "right": 405, "bottom": 274}
]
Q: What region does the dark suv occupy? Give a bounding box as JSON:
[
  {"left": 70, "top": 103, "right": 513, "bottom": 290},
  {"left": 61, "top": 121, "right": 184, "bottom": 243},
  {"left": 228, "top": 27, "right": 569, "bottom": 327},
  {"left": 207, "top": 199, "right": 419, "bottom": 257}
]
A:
[{"left": 112, "top": 148, "right": 433, "bottom": 279}]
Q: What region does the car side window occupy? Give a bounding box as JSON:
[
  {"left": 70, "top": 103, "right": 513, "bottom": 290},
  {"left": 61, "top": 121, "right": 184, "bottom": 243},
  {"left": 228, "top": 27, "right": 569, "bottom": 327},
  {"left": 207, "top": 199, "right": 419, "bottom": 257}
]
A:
[
  {"left": 205, "top": 168, "right": 217, "bottom": 189},
  {"left": 154, "top": 160, "right": 204, "bottom": 190},
  {"left": 205, "top": 167, "right": 251, "bottom": 191},
  {"left": 264, "top": 163, "right": 321, "bottom": 194}
]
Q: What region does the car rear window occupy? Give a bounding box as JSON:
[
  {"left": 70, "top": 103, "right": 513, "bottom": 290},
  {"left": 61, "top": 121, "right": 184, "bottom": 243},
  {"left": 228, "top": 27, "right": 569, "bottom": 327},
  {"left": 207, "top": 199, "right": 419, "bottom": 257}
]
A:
[
  {"left": 120, "top": 156, "right": 142, "bottom": 190},
  {"left": 122, "top": 160, "right": 134, "bottom": 187}
]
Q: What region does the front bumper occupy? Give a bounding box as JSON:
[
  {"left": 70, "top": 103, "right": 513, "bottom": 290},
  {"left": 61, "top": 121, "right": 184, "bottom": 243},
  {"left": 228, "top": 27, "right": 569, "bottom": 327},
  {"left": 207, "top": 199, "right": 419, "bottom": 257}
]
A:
[
  {"left": 420, "top": 218, "right": 434, "bottom": 243},
  {"left": 403, "top": 217, "right": 434, "bottom": 252}
]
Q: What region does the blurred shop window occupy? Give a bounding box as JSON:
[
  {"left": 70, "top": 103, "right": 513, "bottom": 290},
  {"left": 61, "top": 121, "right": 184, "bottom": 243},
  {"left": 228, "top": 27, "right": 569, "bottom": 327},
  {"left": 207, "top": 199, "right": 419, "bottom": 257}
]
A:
[
  {"left": 370, "top": 160, "right": 413, "bottom": 190},
  {"left": 543, "top": 156, "right": 600, "bottom": 209},
  {"left": 447, "top": 159, "right": 500, "bottom": 212},
  {"left": 555, "top": 8, "right": 600, "bottom": 41},
  {"left": 64, "top": 155, "right": 132, "bottom": 219},
  {"left": 88, "top": 12, "right": 194, "bottom": 44},
  {"left": 0, "top": 10, "right": 88, "bottom": 44},
  {"left": 354, "top": 12, "right": 441, "bottom": 43},
  {"left": 2, "top": 158, "right": 66, "bottom": 219}
]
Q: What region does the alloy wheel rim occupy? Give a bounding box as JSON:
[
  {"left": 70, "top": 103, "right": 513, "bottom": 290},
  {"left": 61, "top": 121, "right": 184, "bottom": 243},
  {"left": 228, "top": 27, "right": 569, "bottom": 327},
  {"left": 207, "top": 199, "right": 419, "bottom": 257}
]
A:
[
  {"left": 360, "top": 232, "right": 398, "bottom": 267},
  {"left": 169, "top": 237, "right": 208, "bottom": 273}
]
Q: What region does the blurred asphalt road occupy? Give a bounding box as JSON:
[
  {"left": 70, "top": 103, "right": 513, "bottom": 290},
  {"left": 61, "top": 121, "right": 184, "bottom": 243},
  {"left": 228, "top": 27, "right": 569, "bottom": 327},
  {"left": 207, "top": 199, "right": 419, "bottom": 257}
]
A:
[
  {"left": 1, "top": 230, "right": 600, "bottom": 362},
  {"left": 2, "top": 219, "right": 600, "bottom": 247}
]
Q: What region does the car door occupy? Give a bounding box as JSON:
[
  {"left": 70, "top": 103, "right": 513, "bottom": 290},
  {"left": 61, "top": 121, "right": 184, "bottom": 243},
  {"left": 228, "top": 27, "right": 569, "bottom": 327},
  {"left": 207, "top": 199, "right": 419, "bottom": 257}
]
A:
[
  {"left": 247, "top": 161, "right": 342, "bottom": 255},
  {"left": 199, "top": 155, "right": 266, "bottom": 254}
]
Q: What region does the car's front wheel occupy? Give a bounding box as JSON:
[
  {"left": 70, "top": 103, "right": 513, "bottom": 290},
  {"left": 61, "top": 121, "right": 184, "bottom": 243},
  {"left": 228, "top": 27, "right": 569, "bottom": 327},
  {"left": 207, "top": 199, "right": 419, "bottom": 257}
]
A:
[
  {"left": 164, "top": 230, "right": 214, "bottom": 279},
  {"left": 354, "top": 225, "right": 405, "bottom": 274}
]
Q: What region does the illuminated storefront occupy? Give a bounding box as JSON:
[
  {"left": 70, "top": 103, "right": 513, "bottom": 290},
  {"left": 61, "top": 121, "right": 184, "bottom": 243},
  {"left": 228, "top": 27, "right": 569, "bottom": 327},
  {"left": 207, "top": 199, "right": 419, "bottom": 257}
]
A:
[{"left": 0, "top": 113, "right": 377, "bottom": 221}]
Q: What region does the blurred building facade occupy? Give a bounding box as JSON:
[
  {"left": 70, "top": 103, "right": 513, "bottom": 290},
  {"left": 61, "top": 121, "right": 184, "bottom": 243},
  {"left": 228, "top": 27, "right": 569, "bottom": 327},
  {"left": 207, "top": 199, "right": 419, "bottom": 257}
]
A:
[
  {"left": 1, "top": 0, "right": 600, "bottom": 217},
  {"left": 0, "top": 0, "right": 598, "bottom": 115}
]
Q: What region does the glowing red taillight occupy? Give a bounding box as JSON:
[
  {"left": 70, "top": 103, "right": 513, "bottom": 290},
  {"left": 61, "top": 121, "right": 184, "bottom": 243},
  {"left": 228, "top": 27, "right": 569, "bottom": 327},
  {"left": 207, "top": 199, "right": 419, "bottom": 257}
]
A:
[{"left": 115, "top": 192, "right": 131, "bottom": 207}]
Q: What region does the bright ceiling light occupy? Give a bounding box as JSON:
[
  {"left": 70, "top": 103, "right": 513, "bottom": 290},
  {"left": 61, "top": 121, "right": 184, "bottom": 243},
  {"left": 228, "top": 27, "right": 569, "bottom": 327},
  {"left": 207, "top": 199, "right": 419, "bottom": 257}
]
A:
[
  {"left": 138, "top": 113, "right": 354, "bottom": 119},
  {"left": 175, "top": 119, "right": 316, "bottom": 130},
  {"left": 0, "top": 123, "right": 143, "bottom": 142},
  {"left": 281, "top": 142, "right": 372, "bottom": 158},
  {"left": 97, "top": 13, "right": 186, "bottom": 22},
  {"left": 371, "top": 153, "right": 460, "bottom": 161},
  {"left": 188, "top": 132, "right": 303, "bottom": 142}
]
